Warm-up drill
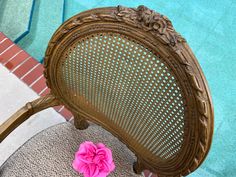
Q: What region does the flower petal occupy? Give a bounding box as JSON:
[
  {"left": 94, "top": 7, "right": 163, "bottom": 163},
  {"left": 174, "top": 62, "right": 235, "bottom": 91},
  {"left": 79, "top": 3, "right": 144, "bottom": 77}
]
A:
[
  {"left": 96, "top": 143, "right": 105, "bottom": 148},
  {"left": 96, "top": 172, "right": 109, "bottom": 177},
  {"left": 79, "top": 141, "right": 97, "bottom": 154},
  {"left": 72, "top": 159, "right": 89, "bottom": 173},
  {"left": 73, "top": 141, "right": 115, "bottom": 177},
  {"left": 89, "top": 164, "right": 99, "bottom": 177},
  {"left": 109, "top": 161, "right": 115, "bottom": 171}
]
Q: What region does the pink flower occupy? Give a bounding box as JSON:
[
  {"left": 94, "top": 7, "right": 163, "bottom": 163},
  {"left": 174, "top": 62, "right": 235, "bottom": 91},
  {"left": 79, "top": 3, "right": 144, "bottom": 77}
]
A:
[{"left": 72, "top": 141, "right": 115, "bottom": 177}]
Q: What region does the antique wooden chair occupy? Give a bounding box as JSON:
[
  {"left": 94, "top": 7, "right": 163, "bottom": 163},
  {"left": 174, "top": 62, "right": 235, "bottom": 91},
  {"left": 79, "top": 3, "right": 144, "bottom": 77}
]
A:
[{"left": 0, "top": 5, "right": 214, "bottom": 177}]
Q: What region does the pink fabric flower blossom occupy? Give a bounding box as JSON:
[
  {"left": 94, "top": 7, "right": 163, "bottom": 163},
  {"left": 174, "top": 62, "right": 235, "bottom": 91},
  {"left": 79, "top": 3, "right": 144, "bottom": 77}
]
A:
[{"left": 72, "top": 141, "right": 115, "bottom": 177}]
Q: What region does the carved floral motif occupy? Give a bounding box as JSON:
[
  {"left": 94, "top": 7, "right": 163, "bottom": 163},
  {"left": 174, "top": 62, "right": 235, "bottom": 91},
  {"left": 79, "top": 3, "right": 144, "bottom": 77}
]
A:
[{"left": 115, "top": 5, "right": 185, "bottom": 46}]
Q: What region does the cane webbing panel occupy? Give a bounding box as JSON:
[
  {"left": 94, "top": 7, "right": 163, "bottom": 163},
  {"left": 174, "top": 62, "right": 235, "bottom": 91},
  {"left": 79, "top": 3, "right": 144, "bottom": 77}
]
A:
[{"left": 59, "top": 32, "right": 185, "bottom": 160}]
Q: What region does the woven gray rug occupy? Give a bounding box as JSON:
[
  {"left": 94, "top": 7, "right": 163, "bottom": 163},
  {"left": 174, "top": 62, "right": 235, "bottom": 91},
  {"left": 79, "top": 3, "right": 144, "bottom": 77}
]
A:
[{"left": 0, "top": 122, "right": 141, "bottom": 177}]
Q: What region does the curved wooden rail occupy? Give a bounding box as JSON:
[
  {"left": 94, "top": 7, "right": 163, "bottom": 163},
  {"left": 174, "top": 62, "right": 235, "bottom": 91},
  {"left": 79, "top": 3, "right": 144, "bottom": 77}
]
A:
[{"left": 0, "top": 94, "right": 60, "bottom": 143}]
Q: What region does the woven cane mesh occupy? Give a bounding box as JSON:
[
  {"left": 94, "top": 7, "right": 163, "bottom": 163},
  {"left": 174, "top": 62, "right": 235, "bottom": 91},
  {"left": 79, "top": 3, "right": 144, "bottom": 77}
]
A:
[{"left": 59, "top": 32, "right": 185, "bottom": 160}]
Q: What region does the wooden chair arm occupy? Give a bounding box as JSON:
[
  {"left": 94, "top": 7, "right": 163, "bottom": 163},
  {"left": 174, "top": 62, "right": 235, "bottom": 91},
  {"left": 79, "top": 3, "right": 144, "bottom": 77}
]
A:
[{"left": 0, "top": 94, "right": 60, "bottom": 143}]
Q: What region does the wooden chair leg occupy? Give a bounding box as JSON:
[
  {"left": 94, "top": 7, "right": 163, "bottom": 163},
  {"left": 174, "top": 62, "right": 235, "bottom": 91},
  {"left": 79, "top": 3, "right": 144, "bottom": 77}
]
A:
[
  {"left": 74, "top": 114, "right": 89, "bottom": 130},
  {"left": 133, "top": 158, "right": 144, "bottom": 174}
]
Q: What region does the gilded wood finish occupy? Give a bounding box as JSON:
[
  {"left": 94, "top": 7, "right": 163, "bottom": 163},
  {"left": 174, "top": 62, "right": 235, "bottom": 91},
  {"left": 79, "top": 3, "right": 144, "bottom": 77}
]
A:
[
  {"left": 0, "top": 6, "right": 214, "bottom": 176},
  {"left": 73, "top": 114, "right": 89, "bottom": 130},
  {"left": 0, "top": 94, "right": 60, "bottom": 142}
]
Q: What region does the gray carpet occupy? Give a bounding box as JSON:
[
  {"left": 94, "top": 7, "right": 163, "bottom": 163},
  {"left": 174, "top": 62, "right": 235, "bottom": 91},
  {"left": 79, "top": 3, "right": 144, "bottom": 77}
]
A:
[{"left": 0, "top": 122, "right": 142, "bottom": 176}]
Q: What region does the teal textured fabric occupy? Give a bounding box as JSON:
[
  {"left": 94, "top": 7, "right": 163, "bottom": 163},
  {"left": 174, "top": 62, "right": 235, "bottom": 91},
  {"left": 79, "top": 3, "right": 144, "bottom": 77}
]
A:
[
  {"left": 0, "top": 0, "right": 33, "bottom": 42},
  {"left": 17, "top": 0, "right": 64, "bottom": 62},
  {"left": 64, "top": 0, "right": 236, "bottom": 176}
]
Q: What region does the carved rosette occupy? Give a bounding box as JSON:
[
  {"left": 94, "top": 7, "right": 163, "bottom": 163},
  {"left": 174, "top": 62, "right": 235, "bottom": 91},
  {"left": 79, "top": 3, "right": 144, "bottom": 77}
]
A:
[{"left": 115, "top": 5, "right": 185, "bottom": 46}]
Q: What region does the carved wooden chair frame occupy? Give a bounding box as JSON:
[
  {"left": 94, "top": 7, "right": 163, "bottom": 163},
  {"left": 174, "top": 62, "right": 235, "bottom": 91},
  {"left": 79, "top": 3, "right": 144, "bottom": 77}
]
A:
[{"left": 0, "top": 6, "right": 214, "bottom": 177}]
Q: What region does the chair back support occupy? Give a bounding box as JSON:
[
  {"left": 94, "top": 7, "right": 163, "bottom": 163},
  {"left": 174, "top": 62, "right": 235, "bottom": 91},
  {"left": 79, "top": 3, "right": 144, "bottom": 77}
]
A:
[{"left": 44, "top": 6, "right": 214, "bottom": 176}]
